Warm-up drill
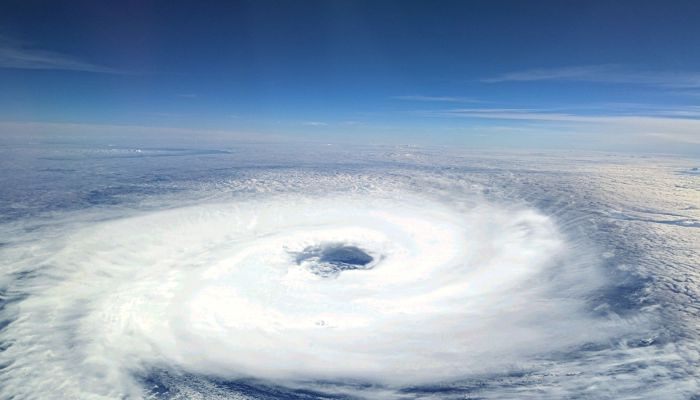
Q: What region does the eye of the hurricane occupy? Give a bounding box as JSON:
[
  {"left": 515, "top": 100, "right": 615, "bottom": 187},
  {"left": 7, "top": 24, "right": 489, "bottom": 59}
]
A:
[{"left": 294, "top": 243, "right": 375, "bottom": 278}]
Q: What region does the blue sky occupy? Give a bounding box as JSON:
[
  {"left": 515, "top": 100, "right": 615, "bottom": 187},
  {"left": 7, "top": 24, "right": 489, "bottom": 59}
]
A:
[{"left": 1, "top": 0, "right": 700, "bottom": 153}]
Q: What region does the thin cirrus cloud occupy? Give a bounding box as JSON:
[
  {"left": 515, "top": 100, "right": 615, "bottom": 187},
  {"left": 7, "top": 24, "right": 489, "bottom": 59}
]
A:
[
  {"left": 436, "top": 107, "right": 700, "bottom": 145},
  {"left": 302, "top": 121, "right": 329, "bottom": 127},
  {"left": 483, "top": 65, "right": 700, "bottom": 89},
  {"left": 0, "top": 36, "right": 120, "bottom": 74},
  {"left": 392, "top": 95, "right": 479, "bottom": 103}
]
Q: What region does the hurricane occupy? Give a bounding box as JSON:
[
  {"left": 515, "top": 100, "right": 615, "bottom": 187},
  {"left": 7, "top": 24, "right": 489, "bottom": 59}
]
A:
[{"left": 0, "top": 144, "right": 697, "bottom": 399}]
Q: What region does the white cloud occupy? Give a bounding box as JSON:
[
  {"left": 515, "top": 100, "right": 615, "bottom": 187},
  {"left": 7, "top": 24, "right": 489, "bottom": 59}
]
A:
[
  {"left": 436, "top": 108, "right": 700, "bottom": 145},
  {"left": 483, "top": 65, "right": 700, "bottom": 88},
  {"left": 0, "top": 36, "right": 120, "bottom": 73},
  {"left": 392, "top": 95, "right": 478, "bottom": 103},
  {"left": 302, "top": 121, "right": 328, "bottom": 127}
]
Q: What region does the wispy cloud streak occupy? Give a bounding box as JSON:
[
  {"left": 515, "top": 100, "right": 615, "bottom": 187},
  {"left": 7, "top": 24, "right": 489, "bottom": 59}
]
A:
[
  {"left": 302, "top": 121, "right": 328, "bottom": 127},
  {"left": 434, "top": 107, "right": 700, "bottom": 145},
  {"left": 484, "top": 65, "right": 700, "bottom": 88},
  {"left": 392, "top": 95, "right": 478, "bottom": 103},
  {"left": 0, "top": 36, "right": 120, "bottom": 73}
]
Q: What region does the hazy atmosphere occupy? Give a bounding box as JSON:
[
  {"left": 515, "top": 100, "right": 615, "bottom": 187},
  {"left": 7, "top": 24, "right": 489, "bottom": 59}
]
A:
[{"left": 2, "top": 1, "right": 700, "bottom": 152}]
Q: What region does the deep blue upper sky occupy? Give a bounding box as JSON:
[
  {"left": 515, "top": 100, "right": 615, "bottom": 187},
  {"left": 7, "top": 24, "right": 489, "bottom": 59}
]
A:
[{"left": 1, "top": 0, "right": 699, "bottom": 152}]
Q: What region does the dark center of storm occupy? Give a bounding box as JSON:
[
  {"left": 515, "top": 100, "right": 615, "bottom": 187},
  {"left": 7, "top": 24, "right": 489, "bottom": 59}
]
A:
[{"left": 294, "top": 243, "right": 375, "bottom": 278}]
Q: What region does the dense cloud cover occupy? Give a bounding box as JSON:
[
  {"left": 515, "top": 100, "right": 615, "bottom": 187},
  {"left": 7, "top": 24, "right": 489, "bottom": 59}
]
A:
[{"left": 0, "top": 143, "right": 698, "bottom": 399}]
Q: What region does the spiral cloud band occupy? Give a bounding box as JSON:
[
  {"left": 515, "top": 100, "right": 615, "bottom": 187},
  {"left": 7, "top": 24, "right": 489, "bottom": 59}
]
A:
[
  {"left": 1, "top": 150, "right": 697, "bottom": 399},
  {"left": 1, "top": 193, "right": 617, "bottom": 398}
]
